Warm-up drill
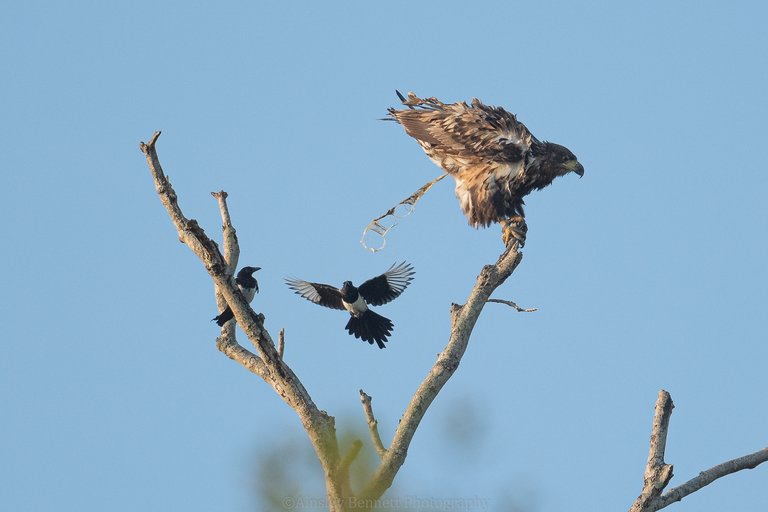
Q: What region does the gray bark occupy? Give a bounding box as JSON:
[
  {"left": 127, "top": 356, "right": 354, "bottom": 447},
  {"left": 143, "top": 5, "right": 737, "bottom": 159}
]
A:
[{"left": 630, "top": 390, "right": 767, "bottom": 512}]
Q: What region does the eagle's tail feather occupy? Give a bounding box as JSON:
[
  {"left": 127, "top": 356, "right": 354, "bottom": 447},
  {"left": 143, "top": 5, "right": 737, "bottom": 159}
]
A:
[{"left": 345, "top": 310, "right": 393, "bottom": 349}]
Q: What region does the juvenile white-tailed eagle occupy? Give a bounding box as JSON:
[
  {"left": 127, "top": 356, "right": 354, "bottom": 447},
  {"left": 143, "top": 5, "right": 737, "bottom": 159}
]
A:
[{"left": 387, "top": 91, "right": 584, "bottom": 245}]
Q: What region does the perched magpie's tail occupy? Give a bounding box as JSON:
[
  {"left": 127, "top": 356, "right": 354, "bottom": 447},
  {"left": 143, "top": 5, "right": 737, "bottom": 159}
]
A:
[
  {"left": 212, "top": 307, "right": 234, "bottom": 327},
  {"left": 345, "top": 310, "right": 394, "bottom": 349}
]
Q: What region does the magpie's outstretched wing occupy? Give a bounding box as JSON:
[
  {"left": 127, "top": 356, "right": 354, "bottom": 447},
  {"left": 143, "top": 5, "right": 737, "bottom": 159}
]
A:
[
  {"left": 358, "top": 262, "right": 415, "bottom": 306},
  {"left": 285, "top": 279, "right": 345, "bottom": 310}
]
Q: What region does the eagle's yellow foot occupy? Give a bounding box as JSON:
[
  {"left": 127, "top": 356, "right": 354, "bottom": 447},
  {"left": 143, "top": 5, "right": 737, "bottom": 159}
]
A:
[{"left": 501, "top": 216, "right": 527, "bottom": 248}]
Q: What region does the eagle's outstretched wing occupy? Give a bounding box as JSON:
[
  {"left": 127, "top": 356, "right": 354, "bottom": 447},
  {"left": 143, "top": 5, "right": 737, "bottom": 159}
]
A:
[
  {"left": 285, "top": 279, "right": 344, "bottom": 310},
  {"left": 358, "top": 262, "right": 415, "bottom": 306},
  {"left": 387, "top": 92, "right": 535, "bottom": 169}
]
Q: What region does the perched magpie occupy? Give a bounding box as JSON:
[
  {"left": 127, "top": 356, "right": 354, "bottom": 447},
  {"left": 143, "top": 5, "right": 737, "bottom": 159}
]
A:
[
  {"left": 285, "top": 262, "right": 415, "bottom": 349},
  {"left": 212, "top": 266, "right": 261, "bottom": 326}
]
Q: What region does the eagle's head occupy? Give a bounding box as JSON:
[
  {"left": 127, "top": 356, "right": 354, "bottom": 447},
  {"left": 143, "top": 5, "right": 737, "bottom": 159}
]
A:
[{"left": 535, "top": 142, "right": 584, "bottom": 179}]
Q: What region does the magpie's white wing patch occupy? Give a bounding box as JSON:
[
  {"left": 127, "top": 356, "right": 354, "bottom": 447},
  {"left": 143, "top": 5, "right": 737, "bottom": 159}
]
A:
[{"left": 285, "top": 278, "right": 345, "bottom": 310}]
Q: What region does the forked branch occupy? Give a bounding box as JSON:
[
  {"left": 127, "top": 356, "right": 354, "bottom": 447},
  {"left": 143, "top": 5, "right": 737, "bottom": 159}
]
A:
[
  {"left": 630, "top": 390, "right": 768, "bottom": 512},
  {"left": 360, "top": 243, "right": 523, "bottom": 500},
  {"left": 658, "top": 447, "right": 768, "bottom": 508},
  {"left": 140, "top": 132, "right": 346, "bottom": 511}
]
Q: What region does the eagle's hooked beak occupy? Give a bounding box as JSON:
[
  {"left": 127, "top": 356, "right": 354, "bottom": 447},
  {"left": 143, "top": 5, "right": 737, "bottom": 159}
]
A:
[{"left": 565, "top": 160, "right": 584, "bottom": 178}]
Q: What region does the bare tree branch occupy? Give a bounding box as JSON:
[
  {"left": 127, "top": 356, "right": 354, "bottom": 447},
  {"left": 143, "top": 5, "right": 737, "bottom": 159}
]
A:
[
  {"left": 630, "top": 390, "right": 768, "bottom": 512},
  {"left": 210, "top": 190, "right": 241, "bottom": 342},
  {"left": 658, "top": 448, "right": 768, "bottom": 508},
  {"left": 211, "top": 190, "right": 239, "bottom": 275},
  {"left": 359, "top": 390, "right": 387, "bottom": 459},
  {"left": 486, "top": 298, "right": 537, "bottom": 312},
  {"left": 360, "top": 243, "right": 523, "bottom": 500},
  {"left": 630, "top": 390, "right": 675, "bottom": 512},
  {"left": 278, "top": 328, "right": 285, "bottom": 360},
  {"left": 215, "top": 333, "right": 269, "bottom": 380},
  {"left": 140, "top": 132, "right": 347, "bottom": 511}
]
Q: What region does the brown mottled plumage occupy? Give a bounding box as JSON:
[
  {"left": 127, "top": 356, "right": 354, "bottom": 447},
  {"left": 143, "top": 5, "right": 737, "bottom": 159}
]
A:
[{"left": 387, "top": 92, "right": 583, "bottom": 244}]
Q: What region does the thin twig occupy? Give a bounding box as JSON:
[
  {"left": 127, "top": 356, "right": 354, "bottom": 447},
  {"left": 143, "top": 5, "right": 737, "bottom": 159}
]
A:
[
  {"left": 360, "top": 390, "right": 387, "bottom": 458},
  {"left": 658, "top": 447, "right": 768, "bottom": 509},
  {"left": 486, "top": 298, "right": 537, "bottom": 312},
  {"left": 278, "top": 328, "right": 285, "bottom": 360}
]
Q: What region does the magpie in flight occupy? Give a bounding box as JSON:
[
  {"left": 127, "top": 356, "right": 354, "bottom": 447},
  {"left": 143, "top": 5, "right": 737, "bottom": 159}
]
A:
[
  {"left": 212, "top": 266, "right": 261, "bottom": 326},
  {"left": 285, "top": 262, "right": 415, "bottom": 349}
]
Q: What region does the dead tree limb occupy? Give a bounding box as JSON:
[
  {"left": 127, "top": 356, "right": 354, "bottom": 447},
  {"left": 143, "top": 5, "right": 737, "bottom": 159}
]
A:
[
  {"left": 658, "top": 447, "right": 768, "bottom": 508},
  {"left": 211, "top": 190, "right": 239, "bottom": 275},
  {"left": 360, "top": 244, "right": 523, "bottom": 500},
  {"left": 140, "top": 131, "right": 346, "bottom": 511},
  {"left": 277, "top": 328, "right": 286, "bottom": 360},
  {"left": 486, "top": 298, "right": 537, "bottom": 312},
  {"left": 630, "top": 390, "right": 675, "bottom": 512},
  {"left": 630, "top": 389, "right": 768, "bottom": 512},
  {"left": 359, "top": 390, "right": 387, "bottom": 459}
]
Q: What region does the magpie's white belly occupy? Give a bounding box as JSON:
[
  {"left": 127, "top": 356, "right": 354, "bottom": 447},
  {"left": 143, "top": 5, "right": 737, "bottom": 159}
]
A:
[
  {"left": 343, "top": 295, "right": 368, "bottom": 317},
  {"left": 239, "top": 285, "right": 257, "bottom": 303}
]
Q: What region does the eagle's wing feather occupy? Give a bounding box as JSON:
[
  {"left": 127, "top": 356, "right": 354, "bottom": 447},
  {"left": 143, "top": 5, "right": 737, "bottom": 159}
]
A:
[
  {"left": 358, "top": 262, "right": 415, "bottom": 306},
  {"left": 285, "top": 279, "right": 345, "bottom": 310},
  {"left": 389, "top": 96, "right": 534, "bottom": 167},
  {"left": 394, "top": 113, "right": 444, "bottom": 146},
  {"left": 389, "top": 94, "right": 538, "bottom": 227}
]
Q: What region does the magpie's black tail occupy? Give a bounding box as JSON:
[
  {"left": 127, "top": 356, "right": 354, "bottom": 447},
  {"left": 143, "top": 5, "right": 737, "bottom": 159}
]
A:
[
  {"left": 212, "top": 307, "right": 234, "bottom": 327},
  {"left": 345, "top": 310, "right": 394, "bottom": 349}
]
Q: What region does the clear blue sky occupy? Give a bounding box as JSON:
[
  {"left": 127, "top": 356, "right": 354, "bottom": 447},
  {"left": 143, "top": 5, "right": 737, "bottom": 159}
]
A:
[{"left": 2, "top": 2, "right": 766, "bottom": 511}]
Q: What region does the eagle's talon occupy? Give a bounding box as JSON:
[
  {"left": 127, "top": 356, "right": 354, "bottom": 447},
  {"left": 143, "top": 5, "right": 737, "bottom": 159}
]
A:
[{"left": 501, "top": 217, "right": 527, "bottom": 248}]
